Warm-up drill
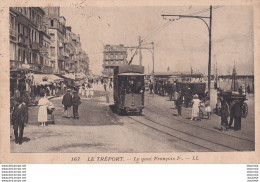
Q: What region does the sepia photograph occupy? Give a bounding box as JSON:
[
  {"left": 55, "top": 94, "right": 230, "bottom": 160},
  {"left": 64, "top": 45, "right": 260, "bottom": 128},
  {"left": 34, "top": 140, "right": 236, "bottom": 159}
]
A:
[{"left": 8, "top": 5, "right": 255, "bottom": 154}]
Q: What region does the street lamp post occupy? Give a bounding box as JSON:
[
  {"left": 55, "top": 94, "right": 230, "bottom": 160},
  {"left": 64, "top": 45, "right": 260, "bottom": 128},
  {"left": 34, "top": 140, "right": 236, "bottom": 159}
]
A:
[{"left": 162, "top": 6, "right": 212, "bottom": 101}]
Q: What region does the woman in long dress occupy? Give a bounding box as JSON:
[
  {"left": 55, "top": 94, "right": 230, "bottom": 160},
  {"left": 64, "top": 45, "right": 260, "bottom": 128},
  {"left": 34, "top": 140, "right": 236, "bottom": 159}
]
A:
[
  {"left": 191, "top": 94, "right": 201, "bottom": 120},
  {"left": 38, "top": 93, "right": 53, "bottom": 126}
]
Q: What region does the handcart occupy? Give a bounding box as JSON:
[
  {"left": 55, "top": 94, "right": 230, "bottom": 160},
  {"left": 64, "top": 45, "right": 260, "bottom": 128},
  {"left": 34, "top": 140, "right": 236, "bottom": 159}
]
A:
[
  {"left": 216, "top": 91, "right": 248, "bottom": 118},
  {"left": 47, "top": 106, "right": 55, "bottom": 125}
]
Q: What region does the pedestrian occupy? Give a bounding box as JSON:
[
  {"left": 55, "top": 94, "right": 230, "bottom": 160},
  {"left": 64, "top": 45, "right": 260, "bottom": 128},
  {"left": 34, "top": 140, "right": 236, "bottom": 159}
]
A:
[
  {"left": 185, "top": 87, "right": 192, "bottom": 108},
  {"left": 89, "top": 84, "right": 94, "bottom": 98},
  {"left": 191, "top": 94, "right": 201, "bottom": 120},
  {"left": 12, "top": 97, "right": 28, "bottom": 145},
  {"left": 247, "top": 84, "right": 250, "bottom": 94},
  {"left": 176, "top": 91, "right": 183, "bottom": 116},
  {"left": 38, "top": 92, "right": 53, "bottom": 126},
  {"left": 173, "top": 90, "right": 179, "bottom": 109},
  {"left": 109, "top": 80, "right": 113, "bottom": 89},
  {"left": 149, "top": 81, "right": 153, "bottom": 94},
  {"left": 204, "top": 99, "right": 211, "bottom": 119},
  {"left": 231, "top": 100, "right": 243, "bottom": 131},
  {"left": 220, "top": 98, "right": 229, "bottom": 131},
  {"left": 72, "top": 90, "right": 81, "bottom": 119},
  {"left": 86, "top": 84, "right": 90, "bottom": 98},
  {"left": 62, "top": 89, "right": 73, "bottom": 118},
  {"left": 104, "top": 81, "right": 107, "bottom": 91}
]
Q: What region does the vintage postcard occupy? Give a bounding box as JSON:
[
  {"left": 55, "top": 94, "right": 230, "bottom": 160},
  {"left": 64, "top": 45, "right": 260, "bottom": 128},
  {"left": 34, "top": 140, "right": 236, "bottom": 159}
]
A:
[{"left": 0, "top": 0, "right": 259, "bottom": 164}]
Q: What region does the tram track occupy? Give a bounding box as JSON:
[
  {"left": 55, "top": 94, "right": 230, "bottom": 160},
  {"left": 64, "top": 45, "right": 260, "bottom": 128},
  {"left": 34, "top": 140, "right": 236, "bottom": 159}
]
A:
[
  {"left": 121, "top": 101, "right": 254, "bottom": 151},
  {"left": 127, "top": 115, "right": 216, "bottom": 152},
  {"left": 145, "top": 99, "right": 254, "bottom": 143}
]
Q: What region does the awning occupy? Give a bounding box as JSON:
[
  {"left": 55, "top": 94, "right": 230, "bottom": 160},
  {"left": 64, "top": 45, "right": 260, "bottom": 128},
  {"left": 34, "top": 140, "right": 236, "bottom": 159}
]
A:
[
  {"left": 63, "top": 73, "right": 75, "bottom": 80},
  {"left": 33, "top": 74, "right": 64, "bottom": 85},
  {"left": 45, "top": 74, "right": 64, "bottom": 82},
  {"left": 75, "top": 73, "right": 86, "bottom": 79}
]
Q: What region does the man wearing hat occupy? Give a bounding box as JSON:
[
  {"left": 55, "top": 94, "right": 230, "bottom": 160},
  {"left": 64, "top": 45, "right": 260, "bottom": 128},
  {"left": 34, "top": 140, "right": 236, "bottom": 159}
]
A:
[
  {"left": 62, "top": 89, "right": 73, "bottom": 118},
  {"left": 176, "top": 90, "right": 183, "bottom": 116},
  {"left": 12, "top": 97, "right": 28, "bottom": 145},
  {"left": 72, "top": 90, "right": 81, "bottom": 119}
]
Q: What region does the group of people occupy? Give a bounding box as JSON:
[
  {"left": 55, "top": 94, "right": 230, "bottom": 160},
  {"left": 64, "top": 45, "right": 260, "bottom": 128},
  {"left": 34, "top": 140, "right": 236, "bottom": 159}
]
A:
[
  {"left": 219, "top": 98, "right": 243, "bottom": 131},
  {"left": 62, "top": 89, "right": 82, "bottom": 119},
  {"left": 79, "top": 83, "right": 94, "bottom": 98},
  {"left": 172, "top": 89, "right": 243, "bottom": 131},
  {"left": 172, "top": 91, "right": 211, "bottom": 120}
]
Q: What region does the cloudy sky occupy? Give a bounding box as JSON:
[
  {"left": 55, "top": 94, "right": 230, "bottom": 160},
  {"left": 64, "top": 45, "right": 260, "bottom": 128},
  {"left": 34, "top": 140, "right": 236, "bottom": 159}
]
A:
[{"left": 61, "top": 6, "right": 253, "bottom": 75}]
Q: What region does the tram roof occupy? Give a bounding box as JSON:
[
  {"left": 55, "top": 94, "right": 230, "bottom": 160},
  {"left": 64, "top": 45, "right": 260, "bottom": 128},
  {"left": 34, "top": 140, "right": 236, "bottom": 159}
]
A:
[
  {"left": 118, "top": 73, "right": 145, "bottom": 76},
  {"left": 115, "top": 65, "right": 144, "bottom": 74}
]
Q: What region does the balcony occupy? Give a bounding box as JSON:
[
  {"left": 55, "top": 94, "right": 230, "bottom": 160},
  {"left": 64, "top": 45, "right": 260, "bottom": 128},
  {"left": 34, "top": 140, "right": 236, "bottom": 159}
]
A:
[
  {"left": 17, "top": 34, "right": 25, "bottom": 45},
  {"left": 39, "top": 46, "right": 48, "bottom": 53},
  {"left": 58, "top": 55, "right": 65, "bottom": 61},
  {"left": 10, "top": 60, "right": 22, "bottom": 70},
  {"left": 38, "top": 25, "right": 48, "bottom": 33},
  {"left": 10, "top": 28, "right": 16, "bottom": 38},
  {"left": 32, "top": 42, "right": 40, "bottom": 51},
  {"left": 63, "top": 52, "right": 69, "bottom": 58}
]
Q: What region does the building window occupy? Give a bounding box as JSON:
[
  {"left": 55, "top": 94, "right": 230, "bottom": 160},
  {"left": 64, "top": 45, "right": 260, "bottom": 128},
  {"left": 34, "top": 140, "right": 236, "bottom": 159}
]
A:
[
  {"left": 10, "top": 15, "right": 15, "bottom": 29},
  {"left": 51, "top": 20, "right": 54, "bottom": 27},
  {"left": 18, "top": 23, "right": 21, "bottom": 34},
  {"left": 32, "top": 10, "right": 34, "bottom": 20},
  {"left": 18, "top": 49, "right": 21, "bottom": 61},
  {"left": 29, "top": 52, "right": 32, "bottom": 63},
  {"left": 29, "top": 8, "right": 31, "bottom": 18},
  {"left": 10, "top": 43, "right": 16, "bottom": 61},
  {"left": 50, "top": 47, "right": 55, "bottom": 57}
]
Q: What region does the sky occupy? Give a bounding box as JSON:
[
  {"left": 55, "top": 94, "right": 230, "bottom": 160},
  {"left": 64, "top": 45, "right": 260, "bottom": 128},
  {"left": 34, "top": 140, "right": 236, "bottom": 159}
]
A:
[{"left": 61, "top": 6, "right": 254, "bottom": 75}]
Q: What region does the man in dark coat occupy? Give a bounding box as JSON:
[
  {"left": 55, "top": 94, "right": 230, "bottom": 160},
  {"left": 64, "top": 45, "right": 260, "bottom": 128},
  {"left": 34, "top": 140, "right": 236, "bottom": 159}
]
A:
[
  {"left": 72, "top": 90, "right": 81, "bottom": 119},
  {"left": 176, "top": 91, "right": 183, "bottom": 116},
  {"left": 220, "top": 98, "right": 229, "bottom": 130},
  {"left": 232, "top": 100, "right": 242, "bottom": 131},
  {"left": 12, "top": 97, "right": 28, "bottom": 145},
  {"left": 62, "top": 89, "right": 73, "bottom": 118}
]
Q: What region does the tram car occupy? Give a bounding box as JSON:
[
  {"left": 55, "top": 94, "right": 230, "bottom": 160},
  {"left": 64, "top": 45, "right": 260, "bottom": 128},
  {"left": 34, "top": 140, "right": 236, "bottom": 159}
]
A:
[{"left": 113, "top": 65, "right": 145, "bottom": 114}]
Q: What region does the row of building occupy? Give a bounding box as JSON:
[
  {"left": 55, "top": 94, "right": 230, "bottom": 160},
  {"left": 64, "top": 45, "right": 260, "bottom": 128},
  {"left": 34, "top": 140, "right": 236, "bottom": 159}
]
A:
[
  {"left": 9, "top": 7, "right": 89, "bottom": 75},
  {"left": 102, "top": 44, "right": 128, "bottom": 78}
]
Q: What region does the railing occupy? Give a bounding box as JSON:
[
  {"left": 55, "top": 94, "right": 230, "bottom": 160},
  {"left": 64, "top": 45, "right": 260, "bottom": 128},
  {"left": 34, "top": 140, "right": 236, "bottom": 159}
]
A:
[
  {"left": 39, "top": 46, "right": 48, "bottom": 53},
  {"left": 18, "top": 34, "right": 25, "bottom": 44},
  {"left": 10, "top": 60, "right": 22, "bottom": 69}
]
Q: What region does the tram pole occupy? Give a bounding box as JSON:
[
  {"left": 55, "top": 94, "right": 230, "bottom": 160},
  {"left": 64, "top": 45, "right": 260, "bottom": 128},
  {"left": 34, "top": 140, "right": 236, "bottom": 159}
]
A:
[
  {"left": 161, "top": 5, "right": 213, "bottom": 102},
  {"left": 152, "top": 42, "right": 155, "bottom": 97}
]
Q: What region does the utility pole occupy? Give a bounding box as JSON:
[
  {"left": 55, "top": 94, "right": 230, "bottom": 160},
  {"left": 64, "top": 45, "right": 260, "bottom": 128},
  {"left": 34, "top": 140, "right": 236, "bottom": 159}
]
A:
[
  {"left": 152, "top": 42, "right": 155, "bottom": 97},
  {"left": 208, "top": 6, "right": 212, "bottom": 100},
  {"left": 139, "top": 36, "right": 142, "bottom": 66}
]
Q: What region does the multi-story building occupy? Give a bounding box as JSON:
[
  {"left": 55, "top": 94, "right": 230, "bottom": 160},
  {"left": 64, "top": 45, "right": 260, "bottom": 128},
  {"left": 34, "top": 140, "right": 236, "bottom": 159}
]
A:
[
  {"left": 43, "top": 7, "right": 67, "bottom": 74},
  {"left": 102, "top": 44, "right": 128, "bottom": 77},
  {"left": 10, "top": 6, "right": 89, "bottom": 77},
  {"left": 9, "top": 7, "right": 47, "bottom": 72}
]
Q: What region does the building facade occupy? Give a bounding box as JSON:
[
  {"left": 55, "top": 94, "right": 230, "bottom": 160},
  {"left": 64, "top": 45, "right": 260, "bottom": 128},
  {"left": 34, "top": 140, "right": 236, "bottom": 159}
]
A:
[
  {"left": 10, "top": 7, "right": 90, "bottom": 95},
  {"left": 102, "top": 44, "right": 127, "bottom": 77},
  {"left": 9, "top": 7, "right": 48, "bottom": 72}
]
